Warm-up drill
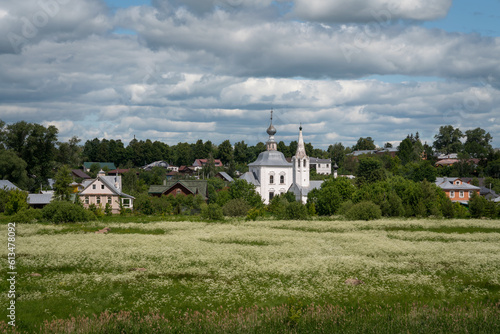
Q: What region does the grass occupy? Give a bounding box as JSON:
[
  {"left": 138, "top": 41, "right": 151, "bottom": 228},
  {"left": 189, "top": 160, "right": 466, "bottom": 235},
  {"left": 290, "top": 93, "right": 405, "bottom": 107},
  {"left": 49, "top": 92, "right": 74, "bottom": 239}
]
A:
[{"left": 1, "top": 218, "right": 499, "bottom": 333}]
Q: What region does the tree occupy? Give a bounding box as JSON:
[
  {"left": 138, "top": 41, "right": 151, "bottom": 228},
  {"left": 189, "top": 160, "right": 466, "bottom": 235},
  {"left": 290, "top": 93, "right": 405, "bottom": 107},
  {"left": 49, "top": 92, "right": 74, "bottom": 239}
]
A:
[
  {"left": 277, "top": 141, "right": 290, "bottom": 157},
  {"left": 53, "top": 165, "right": 73, "bottom": 201},
  {"left": 0, "top": 150, "right": 29, "bottom": 189},
  {"left": 217, "top": 140, "right": 233, "bottom": 165},
  {"left": 464, "top": 127, "right": 493, "bottom": 159},
  {"left": 228, "top": 179, "right": 263, "bottom": 208},
  {"left": 56, "top": 136, "right": 82, "bottom": 167},
  {"left": 328, "top": 143, "right": 347, "bottom": 168},
  {"left": 308, "top": 177, "right": 356, "bottom": 216},
  {"left": 3, "top": 121, "right": 58, "bottom": 187},
  {"left": 397, "top": 134, "right": 423, "bottom": 165},
  {"left": 356, "top": 157, "right": 385, "bottom": 185},
  {"left": 352, "top": 137, "right": 376, "bottom": 151},
  {"left": 233, "top": 141, "right": 249, "bottom": 164},
  {"left": 433, "top": 125, "right": 463, "bottom": 154}
]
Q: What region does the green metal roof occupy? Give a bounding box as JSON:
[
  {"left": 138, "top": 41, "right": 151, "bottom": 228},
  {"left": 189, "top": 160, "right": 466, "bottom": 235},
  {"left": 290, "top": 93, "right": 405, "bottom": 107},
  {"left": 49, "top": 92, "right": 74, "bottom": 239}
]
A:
[
  {"left": 83, "top": 162, "right": 117, "bottom": 170},
  {"left": 148, "top": 180, "right": 208, "bottom": 197}
]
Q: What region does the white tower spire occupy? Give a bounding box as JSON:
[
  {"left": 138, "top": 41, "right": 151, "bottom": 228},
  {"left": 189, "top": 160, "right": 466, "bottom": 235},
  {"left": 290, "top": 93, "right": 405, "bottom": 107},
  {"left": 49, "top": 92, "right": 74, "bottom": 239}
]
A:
[{"left": 292, "top": 124, "right": 310, "bottom": 188}]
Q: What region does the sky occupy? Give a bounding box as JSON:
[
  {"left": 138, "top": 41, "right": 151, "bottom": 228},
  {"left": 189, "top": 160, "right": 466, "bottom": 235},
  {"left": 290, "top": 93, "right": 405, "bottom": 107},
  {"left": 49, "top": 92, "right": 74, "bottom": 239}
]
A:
[{"left": 0, "top": 0, "right": 499, "bottom": 149}]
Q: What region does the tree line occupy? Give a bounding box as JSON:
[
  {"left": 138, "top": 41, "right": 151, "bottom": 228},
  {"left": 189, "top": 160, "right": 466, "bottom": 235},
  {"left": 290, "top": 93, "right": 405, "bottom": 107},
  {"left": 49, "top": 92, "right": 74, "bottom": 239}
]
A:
[{"left": 1, "top": 120, "right": 499, "bottom": 192}]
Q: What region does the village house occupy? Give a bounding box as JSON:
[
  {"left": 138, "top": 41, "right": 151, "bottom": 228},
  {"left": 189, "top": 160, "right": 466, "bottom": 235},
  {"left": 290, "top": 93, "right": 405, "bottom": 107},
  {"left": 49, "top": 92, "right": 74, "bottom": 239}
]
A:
[
  {"left": 435, "top": 177, "right": 480, "bottom": 204},
  {"left": 148, "top": 180, "right": 208, "bottom": 200},
  {"left": 79, "top": 170, "right": 134, "bottom": 213},
  {"left": 309, "top": 157, "right": 332, "bottom": 175},
  {"left": 192, "top": 158, "right": 223, "bottom": 170}
]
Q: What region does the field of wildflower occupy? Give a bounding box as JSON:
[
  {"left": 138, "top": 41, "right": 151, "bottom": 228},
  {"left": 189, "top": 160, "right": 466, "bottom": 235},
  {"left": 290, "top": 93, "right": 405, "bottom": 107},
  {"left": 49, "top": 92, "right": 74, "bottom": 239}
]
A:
[{"left": 1, "top": 218, "right": 500, "bottom": 333}]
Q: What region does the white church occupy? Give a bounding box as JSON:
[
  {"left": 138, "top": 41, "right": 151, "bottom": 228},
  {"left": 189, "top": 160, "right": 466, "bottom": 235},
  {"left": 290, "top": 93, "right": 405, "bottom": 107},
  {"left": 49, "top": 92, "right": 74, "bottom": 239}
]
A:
[{"left": 240, "top": 111, "right": 325, "bottom": 204}]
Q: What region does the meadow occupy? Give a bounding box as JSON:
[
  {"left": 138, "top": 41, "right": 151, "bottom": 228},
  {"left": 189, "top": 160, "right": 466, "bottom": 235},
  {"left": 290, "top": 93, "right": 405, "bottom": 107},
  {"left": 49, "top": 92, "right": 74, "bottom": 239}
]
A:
[{"left": 1, "top": 218, "right": 500, "bottom": 333}]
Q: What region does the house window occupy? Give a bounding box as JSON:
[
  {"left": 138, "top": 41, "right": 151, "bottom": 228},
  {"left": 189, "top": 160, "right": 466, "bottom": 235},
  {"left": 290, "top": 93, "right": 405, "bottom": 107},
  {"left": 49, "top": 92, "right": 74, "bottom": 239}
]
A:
[
  {"left": 108, "top": 197, "right": 112, "bottom": 204},
  {"left": 269, "top": 192, "right": 274, "bottom": 201},
  {"left": 101, "top": 184, "right": 105, "bottom": 190},
  {"left": 280, "top": 175, "right": 285, "bottom": 184},
  {"left": 92, "top": 184, "right": 96, "bottom": 189},
  {"left": 455, "top": 181, "right": 461, "bottom": 185},
  {"left": 450, "top": 191, "right": 455, "bottom": 198},
  {"left": 459, "top": 191, "right": 464, "bottom": 198},
  {"left": 85, "top": 196, "right": 89, "bottom": 204},
  {"left": 96, "top": 196, "right": 101, "bottom": 204},
  {"left": 270, "top": 175, "right": 274, "bottom": 184},
  {"left": 326, "top": 164, "right": 329, "bottom": 168},
  {"left": 469, "top": 191, "right": 473, "bottom": 198},
  {"left": 123, "top": 198, "right": 130, "bottom": 208},
  {"left": 176, "top": 189, "right": 182, "bottom": 195}
]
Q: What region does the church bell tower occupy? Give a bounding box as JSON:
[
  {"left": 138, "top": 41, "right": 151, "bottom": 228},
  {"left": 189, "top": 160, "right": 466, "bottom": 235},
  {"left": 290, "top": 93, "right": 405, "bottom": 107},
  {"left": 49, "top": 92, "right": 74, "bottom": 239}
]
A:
[{"left": 292, "top": 125, "right": 310, "bottom": 188}]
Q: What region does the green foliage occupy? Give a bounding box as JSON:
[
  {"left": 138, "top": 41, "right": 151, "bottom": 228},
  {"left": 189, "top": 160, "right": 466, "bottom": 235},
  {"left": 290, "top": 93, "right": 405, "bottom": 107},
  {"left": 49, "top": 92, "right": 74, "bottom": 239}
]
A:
[
  {"left": 0, "top": 150, "right": 30, "bottom": 189},
  {"left": 0, "top": 189, "right": 8, "bottom": 213},
  {"left": 433, "top": 125, "right": 464, "bottom": 154},
  {"left": 344, "top": 201, "right": 382, "bottom": 221},
  {"left": 87, "top": 204, "right": 104, "bottom": 218},
  {"left": 245, "top": 207, "right": 263, "bottom": 221},
  {"left": 4, "top": 189, "right": 28, "bottom": 215},
  {"left": 284, "top": 201, "right": 309, "bottom": 220},
  {"left": 379, "top": 191, "right": 405, "bottom": 217},
  {"left": 228, "top": 179, "right": 263, "bottom": 208},
  {"left": 11, "top": 207, "right": 42, "bottom": 223},
  {"left": 453, "top": 202, "right": 469, "bottom": 218},
  {"left": 53, "top": 165, "right": 73, "bottom": 201},
  {"left": 469, "top": 192, "right": 487, "bottom": 218},
  {"left": 356, "top": 157, "right": 386, "bottom": 185},
  {"left": 42, "top": 201, "right": 95, "bottom": 223},
  {"left": 223, "top": 198, "right": 251, "bottom": 217},
  {"left": 308, "top": 177, "right": 356, "bottom": 216},
  {"left": 352, "top": 137, "right": 376, "bottom": 151},
  {"left": 105, "top": 203, "right": 113, "bottom": 216},
  {"left": 268, "top": 194, "right": 289, "bottom": 219},
  {"left": 464, "top": 127, "right": 493, "bottom": 159},
  {"left": 201, "top": 203, "right": 224, "bottom": 221}
]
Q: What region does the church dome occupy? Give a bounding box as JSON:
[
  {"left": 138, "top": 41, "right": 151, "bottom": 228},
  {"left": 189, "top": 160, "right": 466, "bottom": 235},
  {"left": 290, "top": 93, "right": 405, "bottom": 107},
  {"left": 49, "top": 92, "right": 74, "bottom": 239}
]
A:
[
  {"left": 249, "top": 150, "right": 291, "bottom": 167},
  {"left": 267, "top": 124, "right": 277, "bottom": 136}
]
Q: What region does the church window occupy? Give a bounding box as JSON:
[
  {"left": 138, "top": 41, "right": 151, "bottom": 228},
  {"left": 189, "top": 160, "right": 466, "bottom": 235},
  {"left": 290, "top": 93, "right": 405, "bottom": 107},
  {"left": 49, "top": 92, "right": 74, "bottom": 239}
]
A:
[
  {"left": 270, "top": 175, "right": 274, "bottom": 184},
  {"left": 280, "top": 175, "right": 285, "bottom": 184},
  {"left": 303, "top": 159, "right": 307, "bottom": 167},
  {"left": 269, "top": 192, "right": 274, "bottom": 201}
]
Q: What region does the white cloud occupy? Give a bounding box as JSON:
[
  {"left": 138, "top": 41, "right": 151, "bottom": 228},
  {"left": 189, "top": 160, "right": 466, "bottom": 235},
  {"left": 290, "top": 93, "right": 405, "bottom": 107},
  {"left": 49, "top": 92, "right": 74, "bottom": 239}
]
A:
[{"left": 293, "top": 0, "right": 453, "bottom": 23}]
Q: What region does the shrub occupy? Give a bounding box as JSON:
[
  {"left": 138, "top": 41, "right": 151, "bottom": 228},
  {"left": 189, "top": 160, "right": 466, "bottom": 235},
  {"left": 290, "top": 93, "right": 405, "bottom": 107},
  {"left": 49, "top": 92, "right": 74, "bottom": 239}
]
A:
[
  {"left": 453, "top": 202, "right": 469, "bottom": 218},
  {"left": 338, "top": 200, "right": 354, "bottom": 215},
  {"left": 11, "top": 207, "right": 42, "bottom": 223},
  {"left": 42, "top": 201, "right": 95, "bottom": 223},
  {"left": 201, "top": 203, "right": 224, "bottom": 221},
  {"left": 246, "top": 207, "right": 263, "bottom": 221},
  {"left": 345, "top": 201, "right": 381, "bottom": 221},
  {"left": 223, "top": 198, "right": 251, "bottom": 217},
  {"left": 105, "top": 203, "right": 113, "bottom": 216},
  {"left": 4, "top": 189, "right": 28, "bottom": 215},
  {"left": 284, "top": 201, "right": 309, "bottom": 220},
  {"left": 268, "top": 195, "right": 289, "bottom": 219}
]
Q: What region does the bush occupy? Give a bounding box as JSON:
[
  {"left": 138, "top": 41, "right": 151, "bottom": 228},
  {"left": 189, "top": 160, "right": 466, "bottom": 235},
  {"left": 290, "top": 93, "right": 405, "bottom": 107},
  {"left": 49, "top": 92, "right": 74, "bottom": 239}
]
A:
[
  {"left": 268, "top": 195, "right": 289, "bottom": 219},
  {"left": 284, "top": 201, "right": 309, "bottom": 220},
  {"left": 345, "top": 201, "right": 381, "bottom": 221},
  {"left": 223, "top": 198, "right": 251, "bottom": 217},
  {"left": 42, "top": 201, "right": 95, "bottom": 223},
  {"left": 338, "top": 200, "right": 354, "bottom": 215},
  {"left": 11, "top": 207, "right": 42, "bottom": 223},
  {"left": 246, "top": 207, "right": 263, "bottom": 221},
  {"left": 201, "top": 203, "right": 224, "bottom": 221},
  {"left": 453, "top": 202, "right": 469, "bottom": 218},
  {"left": 4, "top": 189, "right": 28, "bottom": 215}
]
